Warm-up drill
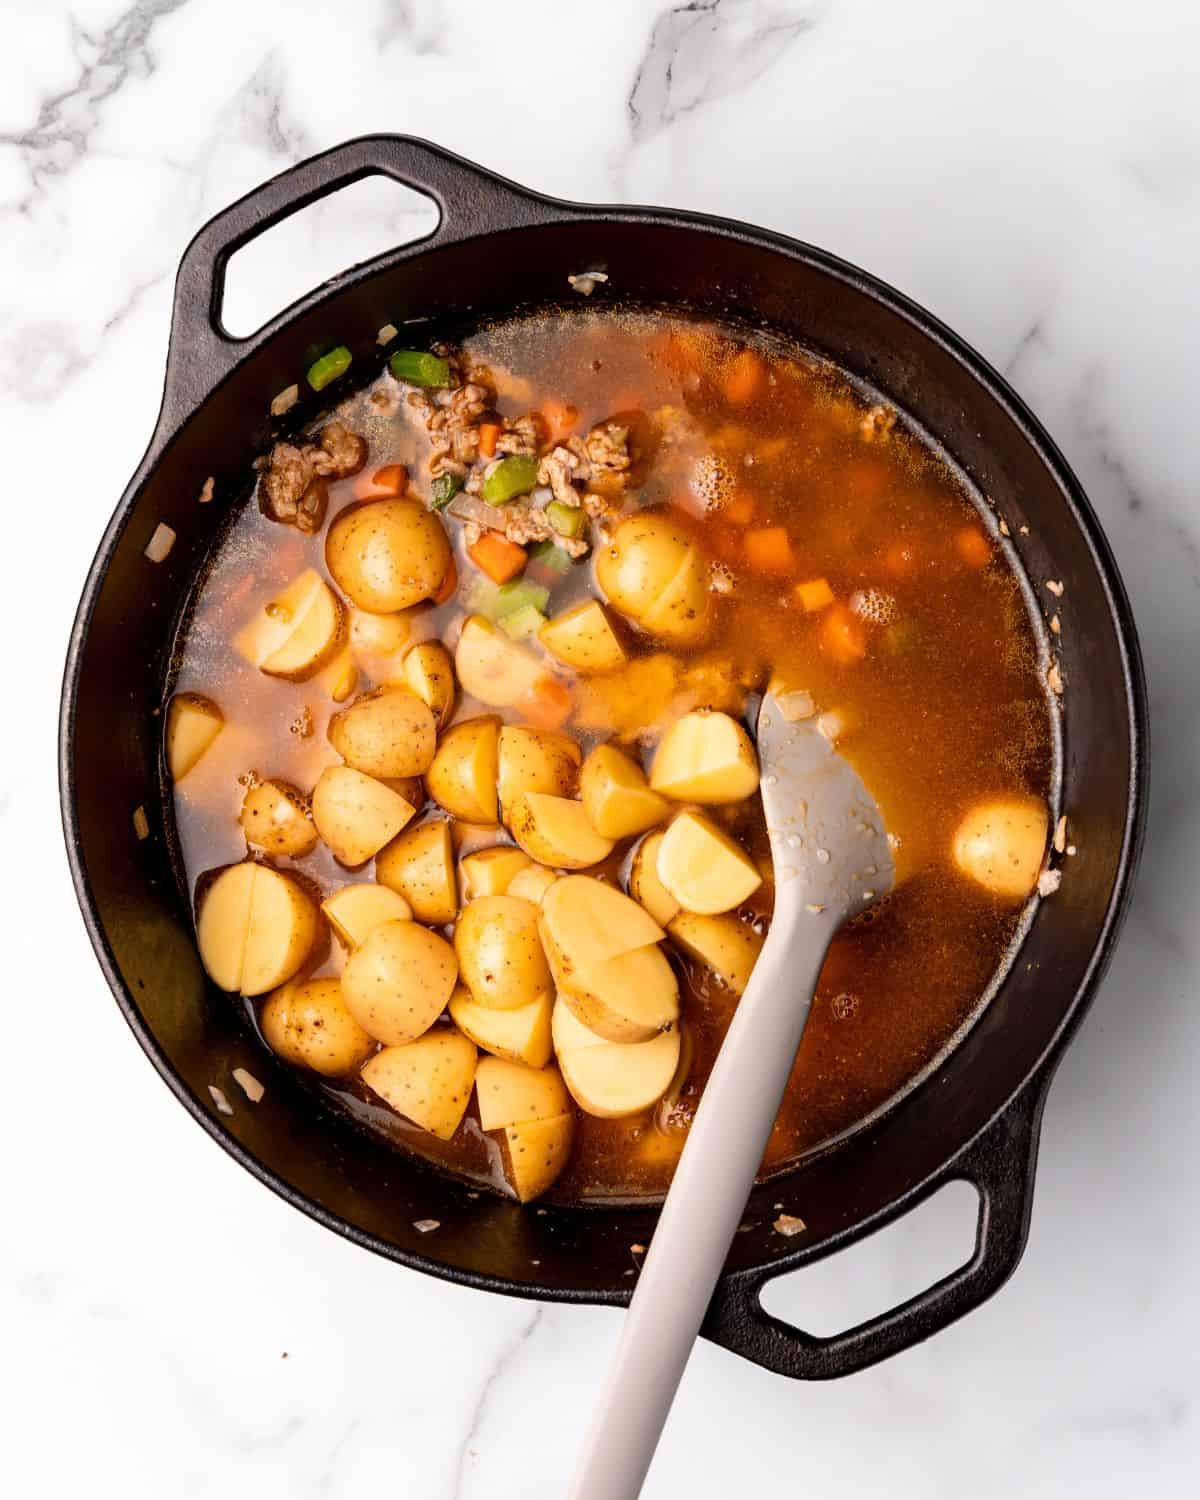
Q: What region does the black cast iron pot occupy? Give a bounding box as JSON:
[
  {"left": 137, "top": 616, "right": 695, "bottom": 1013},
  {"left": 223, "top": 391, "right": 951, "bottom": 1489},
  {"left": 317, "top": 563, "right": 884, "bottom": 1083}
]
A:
[{"left": 60, "top": 136, "right": 1147, "bottom": 1379}]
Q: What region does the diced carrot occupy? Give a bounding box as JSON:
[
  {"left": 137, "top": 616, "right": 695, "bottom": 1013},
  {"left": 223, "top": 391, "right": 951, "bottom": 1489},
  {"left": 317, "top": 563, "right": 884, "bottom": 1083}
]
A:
[
  {"left": 723, "top": 350, "right": 767, "bottom": 407},
  {"left": 794, "top": 577, "right": 834, "bottom": 613},
  {"left": 478, "top": 422, "right": 500, "bottom": 459},
  {"left": 955, "top": 526, "right": 991, "bottom": 568},
  {"left": 820, "top": 604, "right": 868, "bottom": 664},
  {"left": 432, "top": 554, "right": 458, "bottom": 605},
  {"left": 882, "top": 538, "right": 922, "bottom": 578},
  {"left": 353, "top": 463, "right": 408, "bottom": 500},
  {"left": 520, "top": 674, "right": 573, "bottom": 731},
  {"left": 468, "top": 532, "right": 526, "bottom": 584},
  {"left": 743, "top": 526, "right": 795, "bottom": 576},
  {"left": 722, "top": 490, "right": 756, "bottom": 526},
  {"left": 541, "top": 399, "right": 579, "bottom": 445}
]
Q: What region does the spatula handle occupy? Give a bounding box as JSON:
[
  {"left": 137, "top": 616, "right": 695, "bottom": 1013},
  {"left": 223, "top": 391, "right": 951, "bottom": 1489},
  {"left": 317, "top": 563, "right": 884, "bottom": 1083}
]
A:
[{"left": 568, "top": 910, "right": 830, "bottom": 1500}]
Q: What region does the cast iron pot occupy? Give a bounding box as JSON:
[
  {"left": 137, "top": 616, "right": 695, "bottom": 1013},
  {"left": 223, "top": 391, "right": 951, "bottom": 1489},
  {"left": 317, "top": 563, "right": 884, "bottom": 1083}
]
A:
[{"left": 60, "top": 136, "right": 1147, "bottom": 1379}]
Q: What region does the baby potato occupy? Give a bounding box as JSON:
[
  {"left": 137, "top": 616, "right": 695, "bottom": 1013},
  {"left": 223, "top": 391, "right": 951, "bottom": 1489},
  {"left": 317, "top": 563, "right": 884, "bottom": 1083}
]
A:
[
  {"left": 475, "top": 1056, "right": 571, "bottom": 1131},
  {"left": 340, "top": 919, "right": 458, "bottom": 1044},
  {"left": 558, "top": 944, "right": 679, "bottom": 1043},
  {"left": 403, "top": 640, "right": 456, "bottom": 727},
  {"left": 668, "top": 911, "right": 763, "bottom": 995},
  {"left": 455, "top": 615, "right": 547, "bottom": 707},
  {"left": 551, "top": 999, "right": 681, "bottom": 1119},
  {"left": 376, "top": 819, "right": 458, "bottom": 926},
  {"left": 322, "top": 883, "right": 412, "bottom": 948},
  {"left": 460, "top": 846, "right": 533, "bottom": 901},
  {"left": 657, "top": 811, "right": 762, "bottom": 915},
  {"left": 311, "top": 765, "right": 417, "bottom": 867},
  {"left": 596, "top": 512, "right": 691, "bottom": 622},
  {"left": 239, "top": 778, "right": 317, "bottom": 858},
  {"left": 349, "top": 607, "right": 414, "bottom": 660},
  {"left": 580, "top": 743, "right": 669, "bottom": 840},
  {"left": 236, "top": 568, "right": 345, "bottom": 680},
  {"left": 540, "top": 875, "right": 665, "bottom": 971},
  {"left": 166, "top": 693, "right": 223, "bottom": 780},
  {"left": 260, "top": 977, "right": 374, "bottom": 1076},
  {"left": 952, "top": 795, "right": 1049, "bottom": 900},
  {"left": 361, "top": 1027, "right": 477, "bottom": 1140},
  {"left": 325, "top": 498, "right": 451, "bottom": 612},
  {"left": 641, "top": 544, "right": 712, "bottom": 646},
  {"left": 455, "top": 894, "right": 553, "bottom": 1011},
  {"left": 507, "top": 793, "right": 615, "bottom": 870},
  {"left": 650, "top": 709, "right": 759, "bottom": 804},
  {"left": 426, "top": 716, "right": 501, "bottom": 824},
  {"left": 196, "top": 862, "right": 258, "bottom": 992},
  {"left": 506, "top": 863, "right": 559, "bottom": 906},
  {"left": 629, "top": 831, "right": 680, "bottom": 927},
  {"left": 448, "top": 984, "right": 553, "bottom": 1069},
  {"left": 501, "top": 1112, "right": 575, "bottom": 1203},
  {"left": 498, "top": 725, "right": 582, "bottom": 823},
  {"left": 539, "top": 599, "right": 627, "bottom": 674},
  {"left": 328, "top": 687, "right": 437, "bottom": 778},
  {"left": 197, "top": 862, "right": 318, "bottom": 996},
  {"left": 317, "top": 649, "right": 358, "bottom": 704}
]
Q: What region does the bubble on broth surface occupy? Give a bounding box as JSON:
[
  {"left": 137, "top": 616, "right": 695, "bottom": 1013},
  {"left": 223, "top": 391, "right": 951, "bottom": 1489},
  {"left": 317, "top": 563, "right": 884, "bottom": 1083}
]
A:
[
  {"left": 851, "top": 588, "right": 899, "bottom": 625},
  {"left": 690, "top": 453, "right": 735, "bottom": 509}
]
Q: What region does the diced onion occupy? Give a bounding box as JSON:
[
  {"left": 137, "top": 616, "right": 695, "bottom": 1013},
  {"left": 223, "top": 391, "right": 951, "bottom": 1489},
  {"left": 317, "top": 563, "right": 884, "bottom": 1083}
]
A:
[{"left": 144, "top": 523, "right": 176, "bottom": 563}]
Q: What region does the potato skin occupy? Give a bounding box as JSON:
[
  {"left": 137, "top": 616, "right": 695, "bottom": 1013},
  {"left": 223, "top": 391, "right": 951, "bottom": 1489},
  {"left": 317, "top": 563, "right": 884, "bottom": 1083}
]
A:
[
  {"left": 498, "top": 726, "right": 581, "bottom": 823},
  {"left": 261, "top": 978, "right": 374, "bottom": 1076},
  {"left": 328, "top": 687, "right": 436, "bottom": 778},
  {"left": 455, "top": 894, "right": 553, "bottom": 1011},
  {"left": 325, "top": 498, "right": 451, "bottom": 612},
  {"left": 311, "top": 765, "right": 416, "bottom": 867},
  {"left": 952, "top": 796, "right": 1048, "bottom": 900},
  {"left": 376, "top": 819, "right": 458, "bottom": 926},
  {"left": 239, "top": 778, "right": 317, "bottom": 857},
  {"left": 426, "top": 716, "right": 501, "bottom": 824},
  {"left": 595, "top": 512, "right": 711, "bottom": 644},
  {"left": 340, "top": 919, "right": 459, "bottom": 1044}
]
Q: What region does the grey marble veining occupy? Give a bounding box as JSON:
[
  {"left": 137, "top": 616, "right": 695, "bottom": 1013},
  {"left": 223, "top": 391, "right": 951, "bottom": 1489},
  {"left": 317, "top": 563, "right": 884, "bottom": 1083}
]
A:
[{"left": 4, "top": 1, "right": 1199, "bottom": 1495}]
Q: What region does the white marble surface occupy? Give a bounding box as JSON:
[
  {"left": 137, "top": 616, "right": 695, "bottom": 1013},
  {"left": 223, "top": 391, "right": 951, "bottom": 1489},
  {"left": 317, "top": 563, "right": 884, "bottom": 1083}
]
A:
[{"left": 4, "top": 0, "right": 1198, "bottom": 1494}]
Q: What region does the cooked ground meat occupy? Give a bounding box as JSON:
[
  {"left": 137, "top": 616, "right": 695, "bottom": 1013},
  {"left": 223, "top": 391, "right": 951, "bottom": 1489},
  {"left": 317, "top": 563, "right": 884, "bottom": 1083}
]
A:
[
  {"left": 538, "top": 445, "right": 586, "bottom": 506},
  {"left": 318, "top": 421, "right": 367, "bottom": 477},
  {"left": 585, "top": 421, "right": 632, "bottom": 484},
  {"left": 260, "top": 421, "right": 366, "bottom": 532},
  {"left": 497, "top": 414, "right": 541, "bottom": 457}
]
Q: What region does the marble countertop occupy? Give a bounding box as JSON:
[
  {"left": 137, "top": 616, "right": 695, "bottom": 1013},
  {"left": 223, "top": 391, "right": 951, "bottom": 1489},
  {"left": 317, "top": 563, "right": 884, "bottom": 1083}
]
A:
[{"left": 5, "top": 1, "right": 1198, "bottom": 1494}]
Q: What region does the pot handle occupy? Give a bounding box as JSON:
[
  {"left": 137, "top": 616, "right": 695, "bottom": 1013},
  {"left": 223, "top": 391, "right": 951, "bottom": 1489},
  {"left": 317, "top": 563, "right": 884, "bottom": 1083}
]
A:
[
  {"left": 701, "top": 1084, "right": 1046, "bottom": 1378},
  {"left": 159, "top": 135, "right": 555, "bottom": 429}
]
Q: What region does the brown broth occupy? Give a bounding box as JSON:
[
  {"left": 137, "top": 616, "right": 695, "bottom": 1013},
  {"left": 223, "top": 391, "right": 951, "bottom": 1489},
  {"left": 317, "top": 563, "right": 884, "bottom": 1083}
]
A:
[{"left": 171, "top": 309, "right": 1055, "bottom": 1204}]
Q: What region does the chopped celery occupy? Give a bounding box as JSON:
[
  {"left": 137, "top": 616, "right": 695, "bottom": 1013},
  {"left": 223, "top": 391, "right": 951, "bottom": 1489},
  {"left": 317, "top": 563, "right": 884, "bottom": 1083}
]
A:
[
  {"left": 546, "top": 500, "right": 586, "bottom": 537},
  {"left": 460, "top": 573, "right": 502, "bottom": 621},
  {"left": 497, "top": 579, "right": 551, "bottom": 618},
  {"left": 389, "top": 349, "right": 451, "bottom": 387},
  {"left": 481, "top": 455, "right": 539, "bottom": 504},
  {"left": 528, "top": 539, "right": 575, "bottom": 576},
  {"left": 499, "top": 603, "right": 549, "bottom": 641},
  {"left": 430, "top": 472, "right": 463, "bottom": 510},
  {"left": 306, "top": 345, "right": 352, "bottom": 391}
]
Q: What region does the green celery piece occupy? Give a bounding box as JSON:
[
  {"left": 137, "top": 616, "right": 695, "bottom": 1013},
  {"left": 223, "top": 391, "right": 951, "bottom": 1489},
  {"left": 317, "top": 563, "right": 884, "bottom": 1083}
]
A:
[
  {"left": 481, "top": 455, "right": 539, "bottom": 504},
  {"left": 389, "top": 349, "right": 451, "bottom": 387},
  {"left": 306, "top": 345, "right": 352, "bottom": 392},
  {"left": 460, "top": 573, "right": 502, "bottom": 621},
  {"left": 546, "top": 500, "right": 586, "bottom": 537},
  {"left": 496, "top": 579, "right": 551, "bottom": 618},
  {"left": 499, "top": 603, "right": 549, "bottom": 641},
  {"left": 430, "top": 472, "right": 463, "bottom": 510},
  {"left": 528, "top": 540, "right": 574, "bottom": 576}
]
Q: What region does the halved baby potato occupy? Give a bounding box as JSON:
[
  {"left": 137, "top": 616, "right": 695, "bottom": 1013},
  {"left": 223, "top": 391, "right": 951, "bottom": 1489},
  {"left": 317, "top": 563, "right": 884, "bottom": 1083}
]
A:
[
  {"left": 629, "top": 831, "right": 680, "bottom": 927},
  {"left": 454, "top": 894, "right": 552, "bottom": 1011},
  {"left": 349, "top": 606, "right": 413, "bottom": 661},
  {"left": 326, "top": 498, "right": 452, "bottom": 612},
  {"left": 502, "top": 1113, "right": 575, "bottom": 1202},
  {"left": 328, "top": 687, "right": 437, "bottom": 779},
  {"left": 236, "top": 568, "right": 345, "bottom": 680},
  {"left": 260, "top": 976, "right": 374, "bottom": 1076},
  {"left": 197, "top": 862, "right": 318, "bottom": 997},
  {"left": 539, "top": 875, "right": 665, "bottom": 971},
  {"left": 552, "top": 1000, "right": 681, "bottom": 1119},
  {"left": 456, "top": 615, "right": 546, "bottom": 707},
  {"left": 460, "top": 845, "right": 533, "bottom": 901},
  {"left": 595, "top": 512, "right": 689, "bottom": 622},
  {"left": 448, "top": 984, "right": 553, "bottom": 1069},
  {"left": 657, "top": 810, "right": 762, "bottom": 915},
  {"left": 322, "top": 883, "right": 412, "bottom": 948},
  {"left": 580, "top": 743, "right": 669, "bottom": 840},
  {"left": 340, "top": 919, "right": 458, "bottom": 1044},
  {"left": 507, "top": 793, "right": 615, "bottom": 870},
  {"left": 650, "top": 709, "right": 759, "bottom": 804},
  {"left": 317, "top": 648, "right": 358, "bottom": 704},
  {"left": 166, "top": 693, "right": 223, "bottom": 780},
  {"left": 506, "top": 863, "right": 559, "bottom": 906},
  {"left": 239, "top": 778, "right": 318, "bottom": 858},
  {"left": 952, "top": 795, "right": 1049, "bottom": 900},
  {"left": 361, "top": 1027, "right": 477, "bottom": 1140},
  {"left": 475, "top": 1056, "right": 571, "bottom": 1132},
  {"left": 403, "top": 640, "right": 456, "bottom": 728},
  {"left": 558, "top": 944, "right": 679, "bottom": 1043},
  {"left": 311, "top": 765, "right": 417, "bottom": 867},
  {"left": 497, "top": 725, "right": 581, "bottom": 822},
  {"left": 376, "top": 819, "right": 458, "bottom": 926},
  {"left": 539, "top": 599, "right": 626, "bottom": 674},
  {"left": 426, "top": 716, "right": 500, "bottom": 824},
  {"left": 641, "top": 542, "right": 712, "bottom": 646},
  {"left": 668, "top": 911, "right": 763, "bottom": 995}
]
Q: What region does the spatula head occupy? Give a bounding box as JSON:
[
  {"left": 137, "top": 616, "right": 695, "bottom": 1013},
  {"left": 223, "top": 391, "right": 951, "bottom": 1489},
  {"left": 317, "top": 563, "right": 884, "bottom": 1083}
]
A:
[{"left": 756, "top": 693, "right": 895, "bottom": 923}]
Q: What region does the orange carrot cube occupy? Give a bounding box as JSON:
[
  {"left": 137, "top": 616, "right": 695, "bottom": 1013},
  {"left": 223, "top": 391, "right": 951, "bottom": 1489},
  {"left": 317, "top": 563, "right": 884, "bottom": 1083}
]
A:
[{"left": 794, "top": 577, "right": 834, "bottom": 612}]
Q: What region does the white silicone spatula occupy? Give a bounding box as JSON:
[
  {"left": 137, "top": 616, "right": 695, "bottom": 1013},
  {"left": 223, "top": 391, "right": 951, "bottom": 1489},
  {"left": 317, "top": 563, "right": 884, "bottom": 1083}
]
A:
[{"left": 569, "top": 691, "right": 895, "bottom": 1500}]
